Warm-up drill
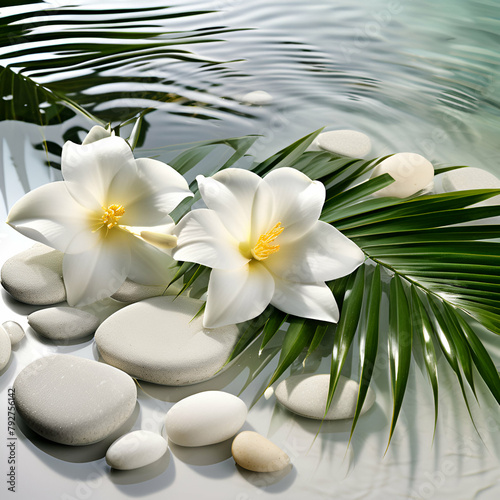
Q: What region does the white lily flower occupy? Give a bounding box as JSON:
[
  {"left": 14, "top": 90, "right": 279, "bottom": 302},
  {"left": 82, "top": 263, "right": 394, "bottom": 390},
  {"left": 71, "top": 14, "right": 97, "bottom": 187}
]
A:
[
  {"left": 172, "top": 167, "right": 364, "bottom": 328},
  {"left": 7, "top": 132, "right": 193, "bottom": 305}
]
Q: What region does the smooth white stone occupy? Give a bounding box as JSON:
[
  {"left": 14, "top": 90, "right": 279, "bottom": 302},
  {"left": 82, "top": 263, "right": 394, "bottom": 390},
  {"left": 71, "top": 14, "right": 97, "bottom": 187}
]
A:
[
  {"left": 111, "top": 279, "right": 180, "bottom": 303},
  {"left": 14, "top": 354, "right": 137, "bottom": 445},
  {"left": 316, "top": 130, "right": 372, "bottom": 157},
  {"left": 28, "top": 307, "right": 101, "bottom": 340},
  {"left": 0, "top": 327, "right": 12, "bottom": 370},
  {"left": 241, "top": 90, "right": 273, "bottom": 105},
  {"left": 441, "top": 167, "right": 500, "bottom": 206},
  {"left": 106, "top": 430, "right": 167, "bottom": 470},
  {"left": 0, "top": 244, "right": 176, "bottom": 307},
  {"left": 2, "top": 321, "right": 25, "bottom": 345},
  {"left": 371, "top": 152, "right": 434, "bottom": 198},
  {"left": 95, "top": 296, "right": 239, "bottom": 385},
  {"left": 231, "top": 431, "right": 290, "bottom": 472},
  {"left": 1, "top": 244, "right": 65, "bottom": 305},
  {"left": 305, "top": 138, "right": 322, "bottom": 152},
  {"left": 165, "top": 391, "right": 247, "bottom": 447},
  {"left": 275, "top": 374, "right": 375, "bottom": 420}
]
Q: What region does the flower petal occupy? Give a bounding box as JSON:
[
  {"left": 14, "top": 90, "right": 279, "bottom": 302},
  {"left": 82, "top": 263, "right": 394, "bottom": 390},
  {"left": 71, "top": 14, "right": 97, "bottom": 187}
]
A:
[
  {"left": 197, "top": 168, "right": 261, "bottom": 242},
  {"left": 62, "top": 136, "right": 137, "bottom": 208},
  {"left": 6, "top": 181, "right": 99, "bottom": 254},
  {"left": 121, "top": 158, "right": 193, "bottom": 226},
  {"left": 82, "top": 125, "right": 112, "bottom": 145},
  {"left": 271, "top": 277, "right": 339, "bottom": 323},
  {"left": 126, "top": 235, "right": 178, "bottom": 285},
  {"left": 173, "top": 209, "right": 249, "bottom": 270},
  {"left": 260, "top": 167, "right": 326, "bottom": 243},
  {"left": 204, "top": 262, "right": 275, "bottom": 328},
  {"left": 265, "top": 221, "right": 365, "bottom": 282},
  {"left": 62, "top": 230, "right": 131, "bottom": 306}
]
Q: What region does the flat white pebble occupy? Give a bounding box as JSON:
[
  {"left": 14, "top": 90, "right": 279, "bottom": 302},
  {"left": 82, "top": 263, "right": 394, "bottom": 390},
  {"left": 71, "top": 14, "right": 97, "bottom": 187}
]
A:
[
  {"left": 275, "top": 374, "right": 375, "bottom": 420},
  {"left": 0, "top": 327, "right": 12, "bottom": 370},
  {"left": 441, "top": 167, "right": 500, "bottom": 206},
  {"left": 1, "top": 244, "right": 66, "bottom": 305},
  {"left": 14, "top": 354, "right": 137, "bottom": 445},
  {"left": 241, "top": 90, "right": 273, "bottom": 105},
  {"left": 371, "top": 152, "right": 434, "bottom": 198},
  {"left": 165, "top": 391, "right": 247, "bottom": 447},
  {"left": 2, "top": 321, "right": 25, "bottom": 345},
  {"left": 95, "top": 296, "right": 239, "bottom": 385},
  {"left": 231, "top": 431, "right": 290, "bottom": 472},
  {"left": 106, "top": 430, "right": 167, "bottom": 470},
  {"left": 28, "top": 306, "right": 100, "bottom": 340},
  {"left": 316, "top": 130, "right": 372, "bottom": 157}
]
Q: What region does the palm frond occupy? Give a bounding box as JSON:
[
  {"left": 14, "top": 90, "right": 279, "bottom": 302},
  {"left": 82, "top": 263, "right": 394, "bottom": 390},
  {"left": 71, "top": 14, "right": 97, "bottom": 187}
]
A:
[
  {"left": 387, "top": 274, "right": 412, "bottom": 449},
  {"left": 163, "top": 130, "right": 500, "bottom": 445},
  {"left": 0, "top": 65, "right": 100, "bottom": 125},
  {"left": 350, "top": 264, "right": 381, "bottom": 444},
  {"left": 411, "top": 286, "right": 439, "bottom": 438}
]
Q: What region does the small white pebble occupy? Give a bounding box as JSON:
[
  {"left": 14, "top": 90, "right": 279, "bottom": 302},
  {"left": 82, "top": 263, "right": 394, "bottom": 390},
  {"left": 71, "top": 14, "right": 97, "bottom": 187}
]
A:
[
  {"left": 2, "top": 321, "right": 25, "bottom": 346},
  {"left": 441, "top": 167, "right": 500, "bottom": 206},
  {"left": 371, "top": 152, "right": 434, "bottom": 198},
  {"left": 165, "top": 391, "right": 247, "bottom": 447},
  {"left": 0, "top": 327, "right": 12, "bottom": 370},
  {"left": 241, "top": 90, "right": 273, "bottom": 105},
  {"left": 316, "top": 130, "right": 372, "bottom": 158},
  {"left": 232, "top": 431, "right": 290, "bottom": 472},
  {"left": 106, "top": 430, "right": 168, "bottom": 470}
]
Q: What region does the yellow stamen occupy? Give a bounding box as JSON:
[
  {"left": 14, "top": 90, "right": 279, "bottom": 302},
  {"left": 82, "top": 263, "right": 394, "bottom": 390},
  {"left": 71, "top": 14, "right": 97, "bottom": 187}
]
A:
[
  {"left": 251, "top": 222, "right": 284, "bottom": 261},
  {"left": 101, "top": 204, "right": 125, "bottom": 229}
]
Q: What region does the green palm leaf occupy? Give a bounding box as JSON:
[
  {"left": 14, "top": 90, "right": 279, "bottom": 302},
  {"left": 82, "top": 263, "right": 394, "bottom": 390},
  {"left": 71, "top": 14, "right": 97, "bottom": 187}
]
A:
[
  {"left": 260, "top": 310, "right": 288, "bottom": 352},
  {"left": 327, "top": 266, "right": 365, "bottom": 415},
  {"left": 0, "top": 65, "right": 100, "bottom": 125},
  {"left": 411, "top": 286, "right": 439, "bottom": 438},
  {"left": 455, "top": 312, "right": 500, "bottom": 405},
  {"left": 265, "top": 317, "right": 317, "bottom": 389},
  {"left": 387, "top": 274, "right": 413, "bottom": 448},
  {"left": 350, "top": 265, "right": 381, "bottom": 443}
]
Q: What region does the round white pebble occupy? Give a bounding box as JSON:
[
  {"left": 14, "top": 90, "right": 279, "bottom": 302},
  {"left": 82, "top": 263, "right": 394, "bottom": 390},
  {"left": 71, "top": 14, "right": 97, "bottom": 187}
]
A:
[
  {"left": 441, "top": 167, "right": 500, "bottom": 206},
  {"left": 0, "top": 327, "right": 12, "bottom": 371},
  {"left": 165, "top": 391, "right": 247, "bottom": 447},
  {"left": 95, "top": 296, "right": 239, "bottom": 385},
  {"left": 275, "top": 374, "right": 375, "bottom": 420},
  {"left": 14, "top": 354, "right": 137, "bottom": 445},
  {"left": 2, "top": 321, "right": 25, "bottom": 345},
  {"left": 106, "top": 430, "right": 167, "bottom": 470},
  {"left": 232, "top": 431, "right": 290, "bottom": 472},
  {"left": 241, "top": 90, "right": 273, "bottom": 105},
  {"left": 316, "top": 130, "right": 372, "bottom": 158},
  {"left": 1, "top": 244, "right": 66, "bottom": 305},
  {"left": 28, "top": 306, "right": 100, "bottom": 340},
  {"left": 371, "top": 152, "right": 434, "bottom": 198}
]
